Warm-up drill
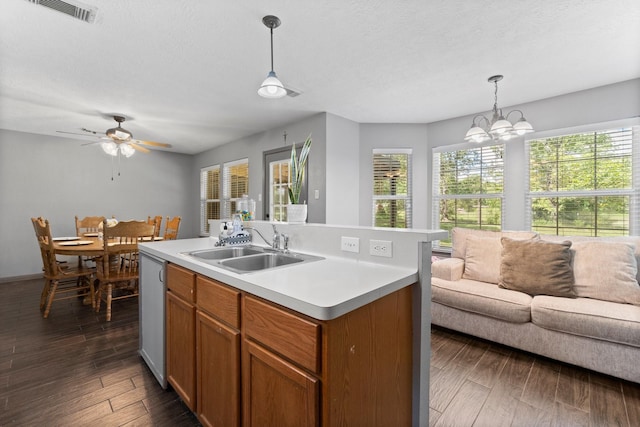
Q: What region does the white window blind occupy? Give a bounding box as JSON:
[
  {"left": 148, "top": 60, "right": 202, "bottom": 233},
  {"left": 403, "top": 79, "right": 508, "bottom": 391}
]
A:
[
  {"left": 526, "top": 126, "right": 639, "bottom": 236},
  {"left": 372, "top": 149, "right": 412, "bottom": 228},
  {"left": 223, "top": 158, "right": 249, "bottom": 219},
  {"left": 200, "top": 165, "right": 220, "bottom": 234},
  {"left": 432, "top": 142, "right": 504, "bottom": 248}
]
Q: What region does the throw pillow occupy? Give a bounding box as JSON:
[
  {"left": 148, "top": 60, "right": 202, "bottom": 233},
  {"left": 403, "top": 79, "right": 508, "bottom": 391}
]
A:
[
  {"left": 499, "top": 238, "right": 576, "bottom": 297},
  {"left": 571, "top": 241, "right": 640, "bottom": 305},
  {"left": 451, "top": 227, "right": 538, "bottom": 259},
  {"left": 462, "top": 235, "right": 502, "bottom": 284}
]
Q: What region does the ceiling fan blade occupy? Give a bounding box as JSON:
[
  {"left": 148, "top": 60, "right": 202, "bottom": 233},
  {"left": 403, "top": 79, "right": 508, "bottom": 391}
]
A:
[
  {"left": 56, "top": 130, "right": 96, "bottom": 137},
  {"left": 130, "top": 143, "right": 151, "bottom": 153},
  {"left": 132, "top": 138, "right": 172, "bottom": 148}
]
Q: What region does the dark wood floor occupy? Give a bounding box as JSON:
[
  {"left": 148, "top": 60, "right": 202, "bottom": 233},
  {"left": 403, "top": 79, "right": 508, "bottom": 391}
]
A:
[
  {"left": 0, "top": 278, "right": 200, "bottom": 426},
  {"left": 430, "top": 326, "right": 640, "bottom": 427},
  {"left": 2, "top": 278, "right": 639, "bottom": 426}
]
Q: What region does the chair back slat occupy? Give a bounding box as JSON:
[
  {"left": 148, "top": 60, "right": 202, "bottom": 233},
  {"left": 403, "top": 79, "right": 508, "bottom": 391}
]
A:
[
  {"left": 98, "top": 220, "right": 155, "bottom": 280},
  {"left": 147, "top": 216, "right": 163, "bottom": 238},
  {"left": 75, "top": 216, "right": 106, "bottom": 237},
  {"left": 31, "top": 217, "right": 60, "bottom": 277},
  {"left": 164, "top": 216, "right": 181, "bottom": 240}
]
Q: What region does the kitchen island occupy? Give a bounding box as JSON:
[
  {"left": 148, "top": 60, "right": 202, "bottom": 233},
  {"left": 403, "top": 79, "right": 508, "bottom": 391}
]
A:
[{"left": 139, "top": 221, "right": 447, "bottom": 427}]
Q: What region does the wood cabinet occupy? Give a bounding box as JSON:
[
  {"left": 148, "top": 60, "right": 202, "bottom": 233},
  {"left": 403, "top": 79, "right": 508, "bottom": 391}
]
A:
[
  {"left": 166, "top": 264, "right": 196, "bottom": 411},
  {"left": 166, "top": 262, "right": 413, "bottom": 426},
  {"left": 243, "top": 340, "right": 319, "bottom": 427},
  {"left": 196, "top": 276, "right": 241, "bottom": 427}
]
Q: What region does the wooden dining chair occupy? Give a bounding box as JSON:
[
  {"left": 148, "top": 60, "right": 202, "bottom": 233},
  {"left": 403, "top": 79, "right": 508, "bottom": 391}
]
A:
[
  {"left": 164, "top": 216, "right": 181, "bottom": 240},
  {"left": 147, "top": 216, "right": 163, "bottom": 239},
  {"left": 95, "top": 219, "right": 155, "bottom": 321},
  {"left": 31, "top": 217, "right": 96, "bottom": 318},
  {"left": 75, "top": 216, "right": 106, "bottom": 236}
]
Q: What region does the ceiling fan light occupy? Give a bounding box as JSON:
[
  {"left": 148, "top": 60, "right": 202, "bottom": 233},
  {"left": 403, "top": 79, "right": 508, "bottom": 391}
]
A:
[
  {"left": 120, "top": 143, "right": 135, "bottom": 158},
  {"left": 513, "top": 118, "right": 534, "bottom": 135},
  {"left": 101, "top": 141, "right": 118, "bottom": 156},
  {"left": 464, "top": 126, "right": 490, "bottom": 143},
  {"left": 258, "top": 71, "right": 286, "bottom": 98}
]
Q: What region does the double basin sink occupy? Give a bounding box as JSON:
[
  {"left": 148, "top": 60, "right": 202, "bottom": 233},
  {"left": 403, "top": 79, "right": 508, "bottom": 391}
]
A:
[{"left": 184, "top": 245, "right": 323, "bottom": 274}]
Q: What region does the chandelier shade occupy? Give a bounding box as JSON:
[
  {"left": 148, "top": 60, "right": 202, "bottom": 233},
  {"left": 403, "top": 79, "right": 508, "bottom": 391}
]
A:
[
  {"left": 464, "top": 75, "right": 534, "bottom": 143},
  {"left": 258, "top": 15, "right": 286, "bottom": 99}
]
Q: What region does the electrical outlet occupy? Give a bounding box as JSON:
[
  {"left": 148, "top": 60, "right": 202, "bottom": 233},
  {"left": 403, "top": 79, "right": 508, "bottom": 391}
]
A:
[
  {"left": 370, "top": 239, "right": 392, "bottom": 257},
  {"left": 341, "top": 236, "right": 360, "bottom": 253}
]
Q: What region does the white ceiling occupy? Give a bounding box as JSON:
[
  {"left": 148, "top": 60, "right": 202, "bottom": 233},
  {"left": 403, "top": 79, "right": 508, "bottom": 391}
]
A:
[{"left": 1, "top": 0, "right": 639, "bottom": 154}]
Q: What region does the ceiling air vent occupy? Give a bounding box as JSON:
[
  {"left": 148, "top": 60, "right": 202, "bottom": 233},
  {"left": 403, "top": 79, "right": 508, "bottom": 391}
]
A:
[{"left": 26, "top": 0, "right": 97, "bottom": 23}]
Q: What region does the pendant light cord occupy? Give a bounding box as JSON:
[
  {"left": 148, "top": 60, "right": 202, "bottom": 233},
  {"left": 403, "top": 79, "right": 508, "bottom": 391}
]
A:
[{"left": 269, "top": 25, "right": 275, "bottom": 72}]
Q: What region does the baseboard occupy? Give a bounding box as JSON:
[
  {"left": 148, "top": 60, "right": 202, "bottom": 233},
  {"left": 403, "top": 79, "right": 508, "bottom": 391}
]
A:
[{"left": 0, "top": 273, "right": 42, "bottom": 284}]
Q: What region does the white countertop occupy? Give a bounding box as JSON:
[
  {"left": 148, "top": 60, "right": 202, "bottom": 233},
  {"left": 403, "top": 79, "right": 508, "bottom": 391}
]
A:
[{"left": 140, "top": 222, "right": 447, "bottom": 320}]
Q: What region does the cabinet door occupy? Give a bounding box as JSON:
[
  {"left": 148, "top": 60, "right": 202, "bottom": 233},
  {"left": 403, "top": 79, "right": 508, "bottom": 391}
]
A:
[
  {"left": 243, "top": 340, "right": 319, "bottom": 427},
  {"left": 166, "top": 290, "right": 196, "bottom": 411},
  {"left": 197, "top": 311, "right": 240, "bottom": 427}
]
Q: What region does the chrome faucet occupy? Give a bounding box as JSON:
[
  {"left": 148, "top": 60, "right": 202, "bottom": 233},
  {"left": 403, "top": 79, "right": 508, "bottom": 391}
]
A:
[
  {"left": 271, "top": 224, "right": 280, "bottom": 250},
  {"left": 245, "top": 225, "right": 286, "bottom": 251}
]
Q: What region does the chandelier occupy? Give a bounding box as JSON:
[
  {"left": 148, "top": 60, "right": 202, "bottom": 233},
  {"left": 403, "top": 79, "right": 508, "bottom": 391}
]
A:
[{"left": 464, "top": 75, "right": 534, "bottom": 143}]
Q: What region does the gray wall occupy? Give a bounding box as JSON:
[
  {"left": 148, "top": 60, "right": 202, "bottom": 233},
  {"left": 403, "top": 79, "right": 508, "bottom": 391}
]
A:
[
  {"left": 426, "top": 78, "right": 640, "bottom": 230},
  {"left": 358, "top": 123, "right": 430, "bottom": 228},
  {"left": 3, "top": 79, "right": 638, "bottom": 279},
  {"left": 193, "top": 113, "right": 328, "bottom": 227},
  {"left": 0, "top": 129, "right": 193, "bottom": 279}
]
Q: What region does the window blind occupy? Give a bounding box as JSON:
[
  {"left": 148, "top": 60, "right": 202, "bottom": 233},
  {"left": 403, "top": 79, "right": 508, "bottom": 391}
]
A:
[
  {"left": 372, "top": 149, "right": 412, "bottom": 228},
  {"left": 200, "top": 165, "right": 220, "bottom": 234},
  {"left": 526, "top": 127, "right": 638, "bottom": 236}
]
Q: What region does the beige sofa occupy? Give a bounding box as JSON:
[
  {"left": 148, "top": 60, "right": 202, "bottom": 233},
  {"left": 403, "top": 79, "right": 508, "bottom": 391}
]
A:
[{"left": 431, "top": 227, "right": 640, "bottom": 383}]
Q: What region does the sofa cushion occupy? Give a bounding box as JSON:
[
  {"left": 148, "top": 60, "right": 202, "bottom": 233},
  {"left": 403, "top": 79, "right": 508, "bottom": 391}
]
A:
[
  {"left": 499, "top": 238, "right": 576, "bottom": 298},
  {"left": 532, "top": 296, "right": 640, "bottom": 347},
  {"left": 432, "top": 257, "right": 465, "bottom": 281},
  {"left": 451, "top": 228, "right": 538, "bottom": 260},
  {"left": 571, "top": 241, "right": 640, "bottom": 305},
  {"left": 540, "top": 234, "right": 640, "bottom": 282},
  {"left": 462, "top": 235, "right": 502, "bottom": 284},
  {"left": 432, "top": 277, "right": 532, "bottom": 323}
]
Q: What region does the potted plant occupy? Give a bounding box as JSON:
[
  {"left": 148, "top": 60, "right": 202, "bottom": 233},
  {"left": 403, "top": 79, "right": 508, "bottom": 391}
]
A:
[{"left": 287, "top": 135, "right": 312, "bottom": 222}]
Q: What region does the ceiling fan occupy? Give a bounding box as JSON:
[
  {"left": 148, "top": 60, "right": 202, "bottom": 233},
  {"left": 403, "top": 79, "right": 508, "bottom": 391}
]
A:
[{"left": 57, "top": 115, "right": 171, "bottom": 157}]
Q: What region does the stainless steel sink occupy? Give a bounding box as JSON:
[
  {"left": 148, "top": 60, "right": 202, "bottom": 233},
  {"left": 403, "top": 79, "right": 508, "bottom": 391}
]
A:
[
  {"left": 186, "top": 245, "right": 267, "bottom": 261},
  {"left": 218, "top": 251, "right": 323, "bottom": 273},
  {"left": 184, "top": 245, "right": 323, "bottom": 273}
]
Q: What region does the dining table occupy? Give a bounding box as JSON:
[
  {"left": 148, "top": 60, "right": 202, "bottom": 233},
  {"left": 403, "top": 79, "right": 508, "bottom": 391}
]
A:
[{"left": 52, "top": 235, "right": 164, "bottom": 259}]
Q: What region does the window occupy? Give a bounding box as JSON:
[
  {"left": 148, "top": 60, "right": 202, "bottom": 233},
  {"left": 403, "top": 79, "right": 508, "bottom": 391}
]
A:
[
  {"left": 223, "top": 158, "right": 249, "bottom": 219},
  {"left": 372, "top": 149, "right": 412, "bottom": 228},
  {"left": 269, "top": 158, "right": 290, "bottom": 222},
  {"left": 433, "top": 143, "right": 504, "bottom": 248},
  {"left": 200, "top": 165, "right": 220, "bottom": 234},
  {"left": 526, "top": 127, "right": 638, "bottom": 236}
]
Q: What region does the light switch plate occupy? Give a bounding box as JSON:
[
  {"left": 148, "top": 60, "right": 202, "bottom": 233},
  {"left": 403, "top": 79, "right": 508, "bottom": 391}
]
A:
[{"left": 341, "top": 236, "right": 360, "bottom": 253}]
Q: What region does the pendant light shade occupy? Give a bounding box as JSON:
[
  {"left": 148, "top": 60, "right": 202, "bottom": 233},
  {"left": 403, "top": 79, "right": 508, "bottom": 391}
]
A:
[
  {"left": 258, "top": 70, "right": 286, "bottom": 98},
  {"left": 464, "top": 75, "right": 534, "bottom": 142},
  {"left": 258, "top": 15, "right": 286, "bottom": 99}
]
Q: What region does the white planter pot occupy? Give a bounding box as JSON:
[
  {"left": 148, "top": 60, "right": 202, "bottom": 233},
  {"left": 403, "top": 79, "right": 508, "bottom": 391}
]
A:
[{"left": 287, "top": 204, "right": 308, "bottom": 223}]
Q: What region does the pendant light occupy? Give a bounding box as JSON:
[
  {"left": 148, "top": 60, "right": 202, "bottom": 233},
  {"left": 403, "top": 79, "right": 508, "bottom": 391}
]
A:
[
  {"left": 464, "top": 75, "right": 534, "bottom": 143},
  {"left": 258, "top": 15, "right": 287, "bottom": 99}
]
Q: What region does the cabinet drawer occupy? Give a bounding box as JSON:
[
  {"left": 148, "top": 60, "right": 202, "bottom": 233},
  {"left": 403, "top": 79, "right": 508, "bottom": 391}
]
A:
[
  {"left": 244, "top": 296, "right": 320, "bottom": 374},
  {"left": 167, "top": 263, "right": 196, "bottom": 303},
  {"left": 197, "top": 276, "right": 240, "bottom": 329}
]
